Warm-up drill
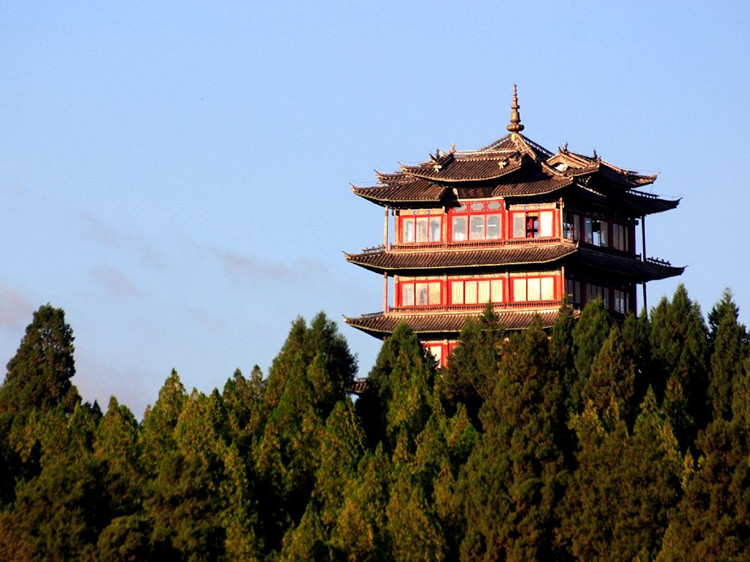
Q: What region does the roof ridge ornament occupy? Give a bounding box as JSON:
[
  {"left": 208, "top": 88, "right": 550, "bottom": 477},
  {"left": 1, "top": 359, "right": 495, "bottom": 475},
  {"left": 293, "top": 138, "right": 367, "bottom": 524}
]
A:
[{"left": 507, "top": 84, "right": 525, "bottom": 136}]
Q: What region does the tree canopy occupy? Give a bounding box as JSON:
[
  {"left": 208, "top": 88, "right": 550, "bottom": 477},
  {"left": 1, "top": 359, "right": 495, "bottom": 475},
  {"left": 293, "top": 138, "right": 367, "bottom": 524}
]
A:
[{"left": 1, "top": 289, "right": 748, "bottom": 559}]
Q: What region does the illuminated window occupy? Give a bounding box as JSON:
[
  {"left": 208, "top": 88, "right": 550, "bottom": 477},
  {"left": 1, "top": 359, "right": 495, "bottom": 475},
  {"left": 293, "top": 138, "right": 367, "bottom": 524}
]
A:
[
  {"left": 513, "top": 277, "right": 556, "bottom": 302},
  {"left": 451, "top": 281, "right": 464, "bottom": 304}
]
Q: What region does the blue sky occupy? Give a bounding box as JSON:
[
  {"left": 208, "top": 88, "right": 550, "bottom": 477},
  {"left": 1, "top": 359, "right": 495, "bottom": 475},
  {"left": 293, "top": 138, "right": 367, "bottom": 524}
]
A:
[{"left": 2, "top": 1, "right": 749, "bottom": 417}]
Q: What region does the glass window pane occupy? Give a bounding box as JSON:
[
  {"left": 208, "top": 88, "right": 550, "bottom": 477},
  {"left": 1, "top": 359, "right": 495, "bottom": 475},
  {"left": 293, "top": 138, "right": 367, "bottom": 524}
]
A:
[
  {"left": 478, "top": 280, "right": 490, "bottom": 303},
  {"left": 429, "top": 282, "right": 441, "bottom": 305},
  {"left": 513, "top": 278, "right": 527, "bottom": 302},
  {"left": 513, "top": 214, "right": 525, "bottom": 238},
  {"left": 584, "top": 218, "right": 593, "bottom": 244},
  {"left": 600, "top": 220, "right": 608, "bottom": 247},
  {"left": 402, "top": 284, "right": 414, "bottom": 306},
  {"left": 452, "top": 216, "right": 467, "bottom": 241},
  {"left": 491, "top": 279, "right": 503, "bottom": 302},
  {"left": 416, "top": 217, "right": 428, "bottom": 243},
  {"left": 528, "top": 278, "right": 541, "bottom": 301},
  {"left": 451, "top": 281, "right": 464, "bottom": 304},
  {"left": 541, "top": 278, "right": 554, "bottom": 300},
  {"left": 429, "top": 217, "right": 441, "bottom": 241},
  {"left": 417, "top": 283, "right": 429, "bottom": 305},
  {"left": 427, "top": 345, "right": 442, "bottom": 364},
  {"left": 404, "top": 219, "right": 415, "bottom": 243},
  {"left": 465, "top": 281, "right": 478, "bottom": 304},
  {"left": 540, "top": 212, "right": 553, "bottom": 237},
  {"left": 487, "top": 215, "right": 501, "bottom": 239},
  {"left": 470, "top": 216, "right": 485, "bottom": 240}
]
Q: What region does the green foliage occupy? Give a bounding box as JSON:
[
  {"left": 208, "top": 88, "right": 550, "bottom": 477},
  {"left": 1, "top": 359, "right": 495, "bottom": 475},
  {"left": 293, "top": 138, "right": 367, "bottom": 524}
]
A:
[
  {"left": 560, "top": 388, "right": 682, "bottom": 559},
  {"left": 2, "top": 293, "right": 749, "bottom": 560},
  {"left": 570, "top": 297, "right": 610, "bottom": 414},
  {"left": 0, "top": 305, "right": 79, "bottom": 421},
  {"left": 441, "top": 306, "right": 504, "bottom": 427},
  {"left": 458, "top": 318, "right": 568, "bottom": 560},
  {"left": 707, "top": 289, "right": 749, "bottom": 421},
  {"left": 649, "top": 285, "right": 709, "bottom": 447}
]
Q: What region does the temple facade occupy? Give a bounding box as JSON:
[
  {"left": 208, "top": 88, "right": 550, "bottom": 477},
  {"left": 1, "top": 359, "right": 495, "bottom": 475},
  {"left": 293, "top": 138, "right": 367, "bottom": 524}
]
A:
[{"left": 344, "top": 87, "right": 683, "bottom": 365}]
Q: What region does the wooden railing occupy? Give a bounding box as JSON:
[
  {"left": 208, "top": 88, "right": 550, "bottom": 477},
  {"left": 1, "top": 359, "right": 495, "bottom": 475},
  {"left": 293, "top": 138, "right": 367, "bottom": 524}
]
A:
[{"left": 388, "top": 300, "right": 564, "bottom": 314}]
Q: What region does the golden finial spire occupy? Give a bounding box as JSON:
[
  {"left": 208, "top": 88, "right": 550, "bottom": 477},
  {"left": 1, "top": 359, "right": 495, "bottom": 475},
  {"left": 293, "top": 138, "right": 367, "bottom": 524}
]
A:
[{"left": 507, "top": 84, "right": 524, "bottom": 135}]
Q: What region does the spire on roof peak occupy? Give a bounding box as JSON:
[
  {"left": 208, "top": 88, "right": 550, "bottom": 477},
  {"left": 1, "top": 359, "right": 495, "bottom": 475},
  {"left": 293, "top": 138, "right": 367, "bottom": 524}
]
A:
[{"left": 507, "top": 84, "right": 525, "bottom": 135}]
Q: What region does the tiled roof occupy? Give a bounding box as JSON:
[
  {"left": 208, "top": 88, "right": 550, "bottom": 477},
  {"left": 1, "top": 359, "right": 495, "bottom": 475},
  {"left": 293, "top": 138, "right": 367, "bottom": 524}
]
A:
[
  {"left": 344, "top": 308, "right": 561, "bottom": 338},
  {"left": 351, "top": 132, "right": 673, "bottom": 214},
  {"left": 575, "top": 247, "right": 684, "bottom": 282},
  {"left": 402, "top": 153, "right": 524, "bottom": 182},
  {"left": 352, "top": 179, "right": 446, "bottom": 205},
  {"left": 345, "top": 242, "right": 578, "bottom": 273},
  {"left": 619, "top": 191, "right": 680, "bottom": 214}
]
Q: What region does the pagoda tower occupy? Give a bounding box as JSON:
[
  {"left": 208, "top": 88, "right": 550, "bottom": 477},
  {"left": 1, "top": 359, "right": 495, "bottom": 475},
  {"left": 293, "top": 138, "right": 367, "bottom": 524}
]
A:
[{"left": 344, "top": 87, "right": 683, "bottom": 365}]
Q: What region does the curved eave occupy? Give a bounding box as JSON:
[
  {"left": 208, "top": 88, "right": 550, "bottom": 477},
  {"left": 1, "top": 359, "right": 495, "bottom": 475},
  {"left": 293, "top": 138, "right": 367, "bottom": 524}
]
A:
[
  {"left": 351, "top": 183, "right": 447, "bottom": 207},
  {"left": 574, "top": 247, "right": 685, "bottom": 283},
  {"left": 621, "top": 192, "right": 681, "bottom": 215},
  {"left": 344, "top": 308, "right": 561, "bottom": 338},
  {"left": 344, "top": 242, "right": 578, "bottom": 274}
]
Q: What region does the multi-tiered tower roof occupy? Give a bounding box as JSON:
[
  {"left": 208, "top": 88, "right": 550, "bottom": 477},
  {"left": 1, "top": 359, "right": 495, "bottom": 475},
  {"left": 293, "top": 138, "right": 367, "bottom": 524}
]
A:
[{"left": 345, "top": 87, "right": 683, "bottom": 365}]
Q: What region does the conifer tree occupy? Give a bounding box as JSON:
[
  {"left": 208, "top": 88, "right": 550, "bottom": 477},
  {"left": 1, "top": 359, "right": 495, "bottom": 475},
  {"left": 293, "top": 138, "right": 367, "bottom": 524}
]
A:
[
  {"left": 94, "top": 397, "right": 142, "bottom": 516},
  {"left": 0, "top": 305, "right": 79, "bottom": 420},
  {"left": 658, "top": 417, "right": 750, "bottom": 559},
  {"left": 707, "top": 289, "right": 748, "bottom": 421},
  {"left": 254, "top": 313, "right": 356, "bottom": 555},
  {"left": 0, "top": 404, "right": 108, "bottom": 560},
  {"left": 570, "top": 297, "right": 610, "bottom": 414},
  {"left": 582, "top": 325, "right": 637, "bottom": 424},
  {"left": 441, "top": 306, "right": 504, "bottom": 427},
  {"left": 139, "top": 369, "right": 187, "bottom": 477},
  {"left": 649, "top": 285, "right": 709, "bottom": 447},
  {"left": 560, "top": 388, "right": 682, "bottom": 559},
  {"left": 458, "top": 318, "right": 568, "bottom": 560},
  {"left": 356, "top": 322, "right": 435, "bottom": 450}
]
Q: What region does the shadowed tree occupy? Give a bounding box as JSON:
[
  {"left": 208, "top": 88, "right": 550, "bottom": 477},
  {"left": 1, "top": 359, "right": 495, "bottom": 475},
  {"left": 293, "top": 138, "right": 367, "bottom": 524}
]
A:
[
  {"left": 649, "top": 285, "right": 709, "bottom": 448},
  {"left": 560, "top": 389, "right": 682, "bottom": 560},
  {"left": 441, "top": 306, "right": 504, "bottom": 428},
  {"left": 706, "top": 289, "right": 748, "bottom": 421},
  {"left": 458, "top": 318, "right": 568, "bottom": 560},
  {"left": 570, "top": 297, "right": 610, "bottom": 414}
]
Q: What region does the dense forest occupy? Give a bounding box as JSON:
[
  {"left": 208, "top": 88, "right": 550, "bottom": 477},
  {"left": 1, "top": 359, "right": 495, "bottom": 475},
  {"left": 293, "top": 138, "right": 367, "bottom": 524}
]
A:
[{"left": 1, "top": 285, "right": 749, "bottom": 560}]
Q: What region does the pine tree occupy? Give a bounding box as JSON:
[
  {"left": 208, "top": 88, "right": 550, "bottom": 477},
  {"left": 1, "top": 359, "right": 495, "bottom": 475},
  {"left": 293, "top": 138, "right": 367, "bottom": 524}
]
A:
[
  {"left": 254, "top": 313, "right": 356, "bottom": 556},
  {"left": 458, "top": 318, "right": 568, "bottom": 560},
  {"left": 560, "top": 388, "right": 682, "bottom": 559},
  {"left": 649, "top": 285, "right": 709, "bottom": 447},
  {"left": 0, "top": 305, "right": 79, "bottom": 420},
  {"left": 94, "top": 397, "right": 142, "bottom": 516},
  {"left": 441, "top": 306, "right": 504, "bottom": 427},
  {"left": 570, "top": 297, "right": 610, "bottom": 414},
  {"left": 356, "top": 322, "right": 435, "bottom": 451},
  {"left": 707, "top": 289, "right": 748, "bottom": 421},
  {"left": 582, "top": 325, "right": 637, "bottom": 424},
  {"left": 658, "top": 417, "right": 750, "bottom": 559}
]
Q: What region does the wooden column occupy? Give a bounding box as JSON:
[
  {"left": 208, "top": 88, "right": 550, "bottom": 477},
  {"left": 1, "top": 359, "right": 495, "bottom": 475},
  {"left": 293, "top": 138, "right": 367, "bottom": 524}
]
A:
[
  {"left": 641, "top": 215, "right": 648, "bottom": 315},
  {"left": 383, "top": 273, "right": 389, "bottom": 313},
  {"left": 384, "top": 206, "right": 389, "bottom": 249}
]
